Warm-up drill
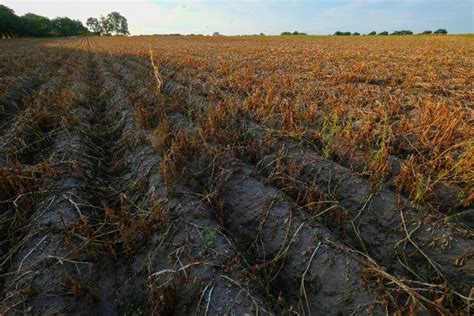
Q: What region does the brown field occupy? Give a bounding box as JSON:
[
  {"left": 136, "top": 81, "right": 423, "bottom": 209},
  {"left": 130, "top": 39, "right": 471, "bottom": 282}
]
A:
[{"left": 0, "top": 35, "right": 473, "bottom": 314}]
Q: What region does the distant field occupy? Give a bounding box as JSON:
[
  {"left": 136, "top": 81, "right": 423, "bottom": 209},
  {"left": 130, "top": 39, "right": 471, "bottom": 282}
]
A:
[{"left": 1, "top": 35, "right": 472, "bottom": 314}]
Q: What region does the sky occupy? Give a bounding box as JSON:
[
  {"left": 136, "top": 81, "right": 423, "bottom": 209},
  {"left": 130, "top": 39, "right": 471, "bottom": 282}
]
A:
[{"left": 2, "top": 0, "right": 473, "bottom": 35}]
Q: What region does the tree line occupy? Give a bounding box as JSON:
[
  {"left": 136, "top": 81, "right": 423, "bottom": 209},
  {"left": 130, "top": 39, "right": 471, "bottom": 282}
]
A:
[
  {"left": 278, "top": 29, "right": 448, "bottom": 37},
  {"left": 334, "top": 29, "right": 448, "bottom": 36},
  {"left": 281, "top": 31, "right": 308, "bottom": 36},
  {"left": 0, "top": 4, "right": 129, "bottom": 38}
]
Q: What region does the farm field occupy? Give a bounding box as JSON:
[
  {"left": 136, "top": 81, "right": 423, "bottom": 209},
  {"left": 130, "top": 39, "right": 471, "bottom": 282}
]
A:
[{"left": 0, "top": 35, "right": 473, "bottom": 314}]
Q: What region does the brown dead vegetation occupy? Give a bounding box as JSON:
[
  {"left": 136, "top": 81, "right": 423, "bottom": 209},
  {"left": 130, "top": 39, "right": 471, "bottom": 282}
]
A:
[{"left": 0, "top": 35, "right": 472, "bottom": 315}]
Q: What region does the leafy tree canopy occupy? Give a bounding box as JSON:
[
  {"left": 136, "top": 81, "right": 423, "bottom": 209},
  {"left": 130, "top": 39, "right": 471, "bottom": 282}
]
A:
[
  {"left": 86, "top": 12, "right": 129, "bottom": 36},
  {"left": 52, "top": 17, "right": 89, "bottom": 37},
  {"left": 390, "top": 30, "right": 413, "bottom": 35},
  {"left": 21, "top": 13, "right": 54, "bottom": 37},
  {"left": 0, "top": 5, "right": 22, "bottom": 37},
  {"left": 281, "top": 31, "right": 307, "bottom": 36},
  {"left": 0, "top": 4, "right": 90, "bottom": 38},
  {"left": 434, "top": 28, "right": 448, "bottom": 34},
  {"left": 334, "top": 31, "right": 351, "bottom": 36}
]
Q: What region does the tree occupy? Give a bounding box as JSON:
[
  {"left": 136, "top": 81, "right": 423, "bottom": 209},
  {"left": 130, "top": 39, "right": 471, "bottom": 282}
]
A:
[
  {"left": 21, "top": 13, "right": 54, "bottom": 37},
  {"left": 390, "top": 30, "right": 413, "bottom": 35},
  {"left": 0, "top": 4, "right": 89, "bottom": 38},
  {"left": 421, "top": 30, "right": 432, "bottom": 35},
  {"left": 353, "top": 32, "right": 360, "bottom": 36},
  {"left": 434, "top": 28, "right": 447, "bottom": 34},
  {"left": 0, "top": 5, "right": 22, "bottom": 37},
  {"left": 368, "top": 31, "right": 376, "bottom": 35},
  {"left": 86, "top": 12, "right": 129, "bottom": 36},
  {"left": 281, "top": 31, "right": 307, "bottom": 36},
  {"left": 378, "top": 31, "right": 388, "bottom": 35},
  {"left": 334, "top": 31, "right": 351, "bottom": 36},
  {"left": 105, "top": 12, "right": 129, "bottom": 35},
  {"left": 86, "top": 17, "right": 101, "bottom": 35},
  {"left": 52, "top": 17, "right": 89, "bottom": 37},
  {"left": 99, "top": 15, "right": 112, "bottom": 35}
]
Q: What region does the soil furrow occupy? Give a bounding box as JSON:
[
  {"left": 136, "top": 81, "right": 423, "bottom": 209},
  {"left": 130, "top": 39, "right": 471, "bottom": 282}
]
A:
[
  {"left": 157, "top": 74, "right": 473, "bottom": 311},
  {"left": 73, "top": 54, "right": 278, "bottom": 314},
  {"left": 106, "top": 57, "right": 473, "bottom": 299},
  {"left": 2, "top": 36, "right": 471, "bottom": 315},
  {"left": 159, "top": 67, "right": 472, "bottom": 217},
  {"left": 1, "top": 54, "right": 98, "bottom": 313}
]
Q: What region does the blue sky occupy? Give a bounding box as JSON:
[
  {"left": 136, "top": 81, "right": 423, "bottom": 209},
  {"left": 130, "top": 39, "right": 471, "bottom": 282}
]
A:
[{"left": 2, "top": 0, "right": 473, "bottom": 35}]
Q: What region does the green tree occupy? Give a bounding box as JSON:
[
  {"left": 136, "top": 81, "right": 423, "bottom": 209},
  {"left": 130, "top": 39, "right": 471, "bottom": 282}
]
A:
[
  {"left": 86, "top": 12, "right": 129, "bottom": 36},
  {"left": 368, "top": 31, "right": 376, "bottom": 35},
  {"left": 86, "top": 17, "right": 101, "bottom": 35},
  {"left": 434, "top": 28, "right": 447, "bottom": 34},
  {"left": 391, "top": 30, "right": 413, "bottom": 35},
  {"left": 0, "top": 4, "right": 89, "bottom": 38},
  {"left": 52, "top": 17, "right": 89, "bottom": 36},
  {"left": 99, "top": 15, "right": 112, "bottom": 35},
  {"left": 106, "top": 12, "right": 129, "bottom": 35},
  {"left": 281, "top": 31, "right": 306, "bottom": 36},
  {"left": 0, "top": 5, "right": 22, "bottom": 37},
  {"left": 334, "top": 31, "right": 351, "bottom": 36},
  {"left": 21, "top": 13, "right": 54, "bottom": 37}
]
